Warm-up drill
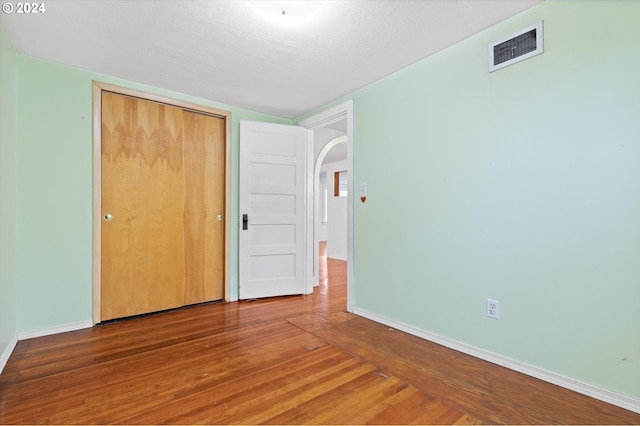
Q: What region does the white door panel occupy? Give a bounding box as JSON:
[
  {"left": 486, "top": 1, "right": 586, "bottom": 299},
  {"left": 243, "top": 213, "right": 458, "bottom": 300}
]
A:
[{"left": 239, "top": 121, "right": 307, "bottom": 299}]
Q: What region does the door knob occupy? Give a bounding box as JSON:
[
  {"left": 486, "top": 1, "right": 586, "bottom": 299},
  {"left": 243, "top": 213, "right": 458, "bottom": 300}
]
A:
[
  {"left": 103, "top": 213, "right": 113, "bottom": 221},
  {"left": 216, "top": 214, "right": 224, "bottom": 221}
]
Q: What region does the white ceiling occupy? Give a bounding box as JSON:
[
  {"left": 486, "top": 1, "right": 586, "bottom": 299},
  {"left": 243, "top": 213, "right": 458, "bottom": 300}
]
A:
[{"left": 1, "top": 0, "right": 543, "bottom": 119}]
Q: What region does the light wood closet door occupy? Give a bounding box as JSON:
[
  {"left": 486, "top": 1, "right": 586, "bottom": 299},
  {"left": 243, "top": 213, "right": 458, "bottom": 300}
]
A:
[
  {"left": 183, "top": 110, "right": 225, "bottom": 305},
  {"left": 101, "top": 92, "right": 224, "bottom": 321}
]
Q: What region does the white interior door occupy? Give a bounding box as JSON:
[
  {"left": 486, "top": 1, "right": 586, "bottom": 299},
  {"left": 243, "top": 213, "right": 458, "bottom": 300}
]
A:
[{"left": 239, "top": 121, "right": 308, "bottom": 299}]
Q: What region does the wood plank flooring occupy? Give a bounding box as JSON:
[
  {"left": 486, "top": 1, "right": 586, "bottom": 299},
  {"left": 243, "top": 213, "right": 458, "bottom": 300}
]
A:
[{"left": 1, "top": 244, "right": 639, "bottom": 424}]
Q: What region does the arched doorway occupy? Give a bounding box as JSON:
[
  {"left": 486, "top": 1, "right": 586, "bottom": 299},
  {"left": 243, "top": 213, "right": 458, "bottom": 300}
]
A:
[{"left": 313, "top": 136, "right": 347, "bottom": 287}]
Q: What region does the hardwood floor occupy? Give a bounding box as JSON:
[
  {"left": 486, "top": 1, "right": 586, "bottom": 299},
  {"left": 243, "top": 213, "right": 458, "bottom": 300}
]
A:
[{"left": 1, "top": 244, "right": 638, "bottom": 424}]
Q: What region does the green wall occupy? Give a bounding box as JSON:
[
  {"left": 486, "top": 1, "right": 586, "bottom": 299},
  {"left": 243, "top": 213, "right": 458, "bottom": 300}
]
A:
[
  {"left": 14, "top": 55, "right": 290, "bottom": 331},
  {"left": 0, "top": 23, "right": 18, "bottom": 360},
  {"left": 340, "top": 0, "right": 639, "bottom": 398}
]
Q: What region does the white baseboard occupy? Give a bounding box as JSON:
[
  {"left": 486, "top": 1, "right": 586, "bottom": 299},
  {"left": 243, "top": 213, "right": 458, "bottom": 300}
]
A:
[
  {"left": 17, "top": 320, "right": 93, "bottom": 341},
  {"left": 353, "top": 307, "right": 640, "bottom": 414},
  {"left": 0, "top": 334, "right": 18, "bottom": 375},
  {"left": 1, "top": 321, "right": 93, "bottom": 375}
]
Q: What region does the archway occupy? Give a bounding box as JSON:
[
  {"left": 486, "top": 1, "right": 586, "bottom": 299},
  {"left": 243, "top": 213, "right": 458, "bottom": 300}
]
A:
[{"left": 312, "top": 135, "right": 347, "bottom": 286}]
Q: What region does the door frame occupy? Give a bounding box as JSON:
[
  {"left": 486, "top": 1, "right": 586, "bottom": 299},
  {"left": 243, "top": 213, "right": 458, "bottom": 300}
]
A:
[
  {"left": 92, "top": 81, "right": 232, "bottom": 324},
  {"left": 299, "top": 100, "right": 354, "bottom": 312}
]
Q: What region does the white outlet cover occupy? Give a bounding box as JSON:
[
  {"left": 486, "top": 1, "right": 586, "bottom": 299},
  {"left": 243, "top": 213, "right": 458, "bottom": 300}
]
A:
[{"left": 487, "top": 299, "right": 500, "bottom": 319}]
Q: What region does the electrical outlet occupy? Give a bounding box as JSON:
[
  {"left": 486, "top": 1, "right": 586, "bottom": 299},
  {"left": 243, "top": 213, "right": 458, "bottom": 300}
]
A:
[{"left": 487, "top": 299, "right": 500, "bottom": 319}]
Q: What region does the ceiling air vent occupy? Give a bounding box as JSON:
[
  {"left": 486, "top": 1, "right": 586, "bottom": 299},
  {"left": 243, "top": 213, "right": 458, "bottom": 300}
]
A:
[{"left": 489, "top": 21, "right": 543, "bottom": 72}]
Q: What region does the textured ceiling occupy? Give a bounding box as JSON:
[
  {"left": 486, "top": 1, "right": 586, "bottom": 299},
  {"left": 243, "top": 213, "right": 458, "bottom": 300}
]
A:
[{"left": 1, "top": 0, "right": 543, "bottom": 119}]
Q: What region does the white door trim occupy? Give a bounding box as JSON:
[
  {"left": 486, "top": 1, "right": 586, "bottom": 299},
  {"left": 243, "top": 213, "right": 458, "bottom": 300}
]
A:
[{"left": 299, "top": 100, "right": 355, "bottom": 312}]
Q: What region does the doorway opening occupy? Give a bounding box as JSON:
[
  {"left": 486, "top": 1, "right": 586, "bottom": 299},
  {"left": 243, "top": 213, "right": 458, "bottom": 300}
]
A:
[
  {"left": 315, "top": 136, "right": 347, "bottom": 282},
  {"left": 316, "top": 138, "right": 347, "bottom": 304},
  {"left": 300, "top": 100, "right": 354, "bottom": 312}
]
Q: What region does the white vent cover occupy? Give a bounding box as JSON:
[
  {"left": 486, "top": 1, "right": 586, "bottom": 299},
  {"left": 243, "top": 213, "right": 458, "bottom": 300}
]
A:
[{"left": 489, "top": 21, "right": 543, "bottom": 72}]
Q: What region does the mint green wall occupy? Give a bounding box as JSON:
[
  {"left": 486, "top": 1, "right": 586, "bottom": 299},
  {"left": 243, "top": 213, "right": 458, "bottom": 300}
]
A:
[
  {"left": 15, "top": 55, "right": 291, "bottom": 331},
  {"left": 332, "top": 0, "right": 639, "bottom": 398},
  {"left": 0, "top": 23, "right": 18, "bottom": 358}
]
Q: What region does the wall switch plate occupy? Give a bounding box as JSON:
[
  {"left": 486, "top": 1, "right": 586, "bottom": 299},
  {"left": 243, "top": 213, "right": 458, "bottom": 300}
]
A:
[
  {"left": 487, "top": 299, "right": 500, "bottom": 319},
  {"left": 360, "top": 183, "right": 367, "bottom": 203}
]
